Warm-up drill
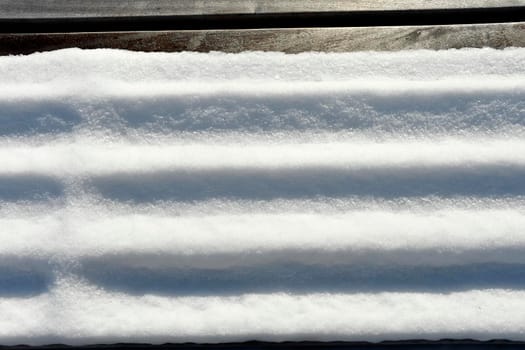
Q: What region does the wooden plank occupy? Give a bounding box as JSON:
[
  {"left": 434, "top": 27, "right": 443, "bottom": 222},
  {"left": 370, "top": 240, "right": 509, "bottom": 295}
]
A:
[
  {"left": 1, "top": 0, "right": 525, "bottom": 18},
  {"left": 1, "top": 23, "right": 523, "bottom": 56}
]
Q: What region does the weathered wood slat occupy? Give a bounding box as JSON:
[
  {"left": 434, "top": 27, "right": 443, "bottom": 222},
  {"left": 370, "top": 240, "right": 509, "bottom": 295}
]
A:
[
  {"left": 2, "top": 8, "right": 525, "bottom": 34},
  {"left": 1, "top": 23, "right": 523, "bottom": 56},
  {"left": 1, "top": 0, "right": 525, "bottom": 18}
]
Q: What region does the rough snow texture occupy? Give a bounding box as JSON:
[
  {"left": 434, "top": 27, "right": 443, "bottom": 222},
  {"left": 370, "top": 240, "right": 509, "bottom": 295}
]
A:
[{"left": 1, "top": 48, "right": 525, "bottom": 345}]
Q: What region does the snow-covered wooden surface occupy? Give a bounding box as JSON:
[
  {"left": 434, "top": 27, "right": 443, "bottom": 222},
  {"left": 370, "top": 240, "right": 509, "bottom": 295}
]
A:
[{"left": 1, "top": 47, "right": 525, "bottom": 345}]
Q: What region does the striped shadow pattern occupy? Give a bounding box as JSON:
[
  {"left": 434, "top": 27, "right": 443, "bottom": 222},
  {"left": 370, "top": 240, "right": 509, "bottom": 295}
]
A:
[{"left": 1, "top": 48, "right": 525, "bottom": 345}]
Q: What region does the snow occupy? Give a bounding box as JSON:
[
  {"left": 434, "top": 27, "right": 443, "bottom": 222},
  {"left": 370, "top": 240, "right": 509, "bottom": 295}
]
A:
[
  {"left": 2, "top": 284, "right": 525, "bottom": 345},
  {"left": 1, "top": 48, "right": 524, "bottom": 83},
  {"left": 2, "top": 138, "right": 525, "bottom": 175},
  {"left": 1, "top": 48, "right": 525, "bottom": 345}
]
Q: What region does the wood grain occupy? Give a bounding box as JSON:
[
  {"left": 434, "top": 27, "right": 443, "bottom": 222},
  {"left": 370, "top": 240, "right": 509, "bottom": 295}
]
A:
[
  {"left": 1, "top": 23, "right": 523, "bottom": 56},
  {"left": 1, "top": 0, "right": 525, "bottom": 18}
]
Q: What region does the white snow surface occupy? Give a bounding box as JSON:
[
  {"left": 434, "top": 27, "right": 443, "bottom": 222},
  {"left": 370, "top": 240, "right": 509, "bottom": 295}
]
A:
[{"left": 1, "top": 48, "right": 525, "bottom": 344}]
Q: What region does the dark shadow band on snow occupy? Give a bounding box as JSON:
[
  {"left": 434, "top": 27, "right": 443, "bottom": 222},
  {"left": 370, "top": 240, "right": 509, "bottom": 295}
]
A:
[
  {"left": 0, "top": 101, "right": 82, "bottom": 137},
  {"left": 78, "top": 262, "right": 525, "bottom": 296},
  {"left": 0, "top": 175, "right": 64, "bottom": 202},
  {"left": 81, "top": 249, "right": 525, "bottom": 270},
  {"left": 86, "top": 92, "right": 525, "bottom": 135},
  {"left": 89, "top": 164, "right": 525, "bottom": 203},
  {"left": 0, "top": 257, "right": 53, "bottom": 297},
  {"left": 1, "top": 91, "right": 524, "bottom": 137}
]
